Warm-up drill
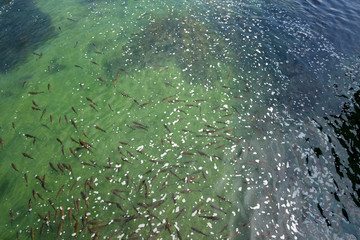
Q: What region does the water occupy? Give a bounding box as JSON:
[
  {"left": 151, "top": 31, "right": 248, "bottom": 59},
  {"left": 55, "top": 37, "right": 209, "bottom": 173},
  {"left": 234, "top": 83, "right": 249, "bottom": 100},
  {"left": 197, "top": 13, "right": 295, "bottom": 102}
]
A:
[{"left": 0, "top": 0, "right": 359, "bottom": 239}]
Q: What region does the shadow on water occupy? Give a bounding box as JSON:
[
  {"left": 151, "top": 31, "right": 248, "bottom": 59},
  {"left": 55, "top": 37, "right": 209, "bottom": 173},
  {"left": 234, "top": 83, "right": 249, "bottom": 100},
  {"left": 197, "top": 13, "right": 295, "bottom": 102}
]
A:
[
  {"left": 324, "top": 62, "right": 360, "bottom": 208},
  {"left": 0, "top": 0, "right": 55, "bottom": 73}
]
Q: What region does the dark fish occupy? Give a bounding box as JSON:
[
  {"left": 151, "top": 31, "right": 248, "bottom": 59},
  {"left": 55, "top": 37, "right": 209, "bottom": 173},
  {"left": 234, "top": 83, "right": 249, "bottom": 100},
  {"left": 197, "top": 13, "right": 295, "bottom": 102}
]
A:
[
  {"left": 180, "top": 189, "right": 200, "bottom": 194},
  {"left": 176, "top": 228, "right": 183, "bottom": 240},
  {"left": 56, "top": 138, "right": 63, "bottom": 145},
  {"left": 94, "top": 125, "right": 106, "bottom": 132},
  {"left": 0, "top": 137, "right": 4, "bottom": 148},
  {"left": 163, "top": 124, "right": 171, "bottom": 133},
  {"left": 56, "top": 185, "right": 65, "bottom": 199},
  {"left": 57, "top": 221, "right": 62, "bottom": 238},
  {"left": 32, "top": 100, "right": 38, "bottom": 107},
  {"left": 69, "top": 148, "right": 78, "bottom": 158},
  {"left": 166, "top": 218, "right": 172, "bottom": 234},
  {"left": 132, "top": 121, "right": 147, "bottom": 128},
  {"left": 119, "top": 92, "right": 132, "bottom": 99},
  {"left": 11, "top": 122, "right": 15, "bottom": 130},
  {"left": 72, "top": 106, "right": 77, "bottom": 114},
  {"left": 22, "top": 152, "right": 33, "bottom": 159},
  {"left": 28, "top": 91, "right": 44, "bottom": 95},
  {"left": 74, "top": 65, "right": 82, "bottom": 69},
  {"left": 161, "top": 95, "right": 174, "bottom": 102},
  {"left": 11, "top": 163, "right": 19, "bottom": 172},
  {"left": 199, "top": 215, "right": 220, "bottom": 221},
  {"left": 216, "top": 194, "right": 232, "bottom": 204},
  {"left": 97, "top": 77, "right": 107, "bottom": 84},
  {"left": 50, "top": 115, "right": 52, "bottom": 123},
  {"left": 23, "top": 81, "right": 28, "bottom": 88},
  {"left": 48, "top": 83, "right": 51, "bottom": 91},
  {"left": 140, "top": 100, "right": 152, "bottom": 107},
  {"left": 32, "top": 106, "right": 41, "bottom": 111},
  {"left": 194, "top": 99, "right": 206, "bottom": 102},
  {"left": 95, "top": 51, "right": 103, "bottom": 54},
  {"left": 182, "top": 152, "right": 195, "bottom": 156},
  {"left": 90, "top": 104, "right": 98, "bottom": 111},
  {"left": 175, "top": 208, "right": 185, "bottom": 219},
  {"left": 210, "top": 204, "right": 226, "bottom": 214},
  {"left": 69, "top": 180, "right": 78, "bottom": 193},
  {"left": 49, "top": 162, "right": 58, "bottom": 172},
  {"left": 64, "top": 115, "right": 68, "bottom": 123},
  {"left": 159, "top": 67, "right": 168, "bottom": 73},
  {"left": 108, "top": 104, "right": 113, "bottom": 111},
  {"left": 24, "top": 173, "right": 28, "bottom": 185},
  {"left": 82, "top": 129, "right": 88, "bottom": 138},
  {"left": 30, "top": 227, "right": 34, "bottom": 240},
  {"left": 191, "top": 227, "right": 208, "bottom": 237},
  {"left": 71, "top": 119, "right": 77, "bottom": 129},
  {"left": 91, "top": 61, "right": 98, "bottom": 65},
  {"left": 40, "top": 108, "right": 46, "bottom": 120}
]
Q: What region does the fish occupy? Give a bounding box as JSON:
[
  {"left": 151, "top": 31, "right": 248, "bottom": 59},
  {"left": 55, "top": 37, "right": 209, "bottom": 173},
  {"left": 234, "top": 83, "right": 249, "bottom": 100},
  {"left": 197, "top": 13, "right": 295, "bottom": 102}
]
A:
[
  {"left": 49, "top": 162, "right": 58, "bottom": 172},
  {"left": 112, "top": 77, "right": 119, "bottom": 86},
  {"left": 11, "top": 122, "right": 15, "bottom": 130},
  {"left": 210, "top": 204, "right": 226, "bottom": 214},
  {"left": 74, "top": 65, "right": 82, "bottom": 69},
  {"left": 81, "top": 192, "right": 89, "bottom": 208},
  {"left": 28, "top": 91, "right": 44, "bottom": 95},
  {"left": 175, "top": 208, "right": 185, "bottom": 219},
  {"left": 166, "top": 218, "right": 172, "bottom": 234},
  {"left": 30, "top": 227, "right": 34, "bottom": 240},
  {"left": 28, "top": 199, "right": 32, "bottom": 212},
  {"left": 216, "top": 194, "right": 232, "bottom": 204},
  {"left": 91, "top": 61, "right": 98, "bottom": 65},
  {"left": 56, "top": 185, "right": 65, "bottom": 199},
  {"left": 97, "top": 77, "right": 107, "bottom": 84},
  {"left": 72, "top": 106, "right": 77, "bottom": 114},
  {"left": 182, "top": 152, "right": 195, "bottom": 156},
  {"left": 180, "top": 189, "right": 201, "bottom": 194},
  {"left": 24, "top": 173, "right": 28, "bottom": 186},
  {"left": 108, "top": 104, "right": 113, "bottom": 111},
  {"left": 57, "top": 221, "right": 62, "bottom": 238},
  {"left": 50, "top": 115, "right": 53, "bottom": 123},
  {"left": 90, "top": 104, "right": 98, "bottom": 111},
  {"left": 94, "top": 125, "right": 106, "bottom": 132},
  {"left": 227, "top": 71, "right": 231, "bottom": 80},
  {"left": 32, "top": 100, "right": 38, "bottom": 107},
  {"left": 199, "top": 215, "right": 220, "bottom": 220},
  {"left": 32, "top": 107, "right": 41, "bottom": 111},
  {"left": 176, "top": 228, "right": 183, "bottom": 240},
  {"left": 56, "top": 138, "right": 63, "bottom": 145},
  {"left": 121, "top": 92, "right": 131, "bottom": 98},
  {"left": 40, "top": 108, "right": 46, "bottom": 120},
  {"left": 191, "top": 227, "right": 208, "bottom": 237},
  {"left": 69, "top": 148, "right": 78, "bottom": 158},
  {"left": 48, "top": 83, "right": 51, "bottom": 91},
  {"left": 68, "top": 181, "right": 77, "bottom": 195},
  {"left": 132, "top": 121, "right": 147, "bottom": 128},
  {"left": 22, "top": 152, "right": 33, "bottom": 159},
  {"left": 11, "top": 163, "right": 19, "bottom": 172},
  {"left": 161, "top": 95, "right": 174, "bottom": 102},
  {"left": 82, "top": 130, "right": 88, "bottom": 138},
  {"left": 71, "top": 119, "right": 77, "bottom": 129},
  {"left": 159, "top": 67, "right": 169, "bottom": 73},
  {"left": 163, "top": 124, "right": 171, "bottom": 133},
  {"left": 64, "top": 115, "right": 68, "bottom": 123},
  {"left": 23, "top": 81, "right": 28, "bottom": 88}
]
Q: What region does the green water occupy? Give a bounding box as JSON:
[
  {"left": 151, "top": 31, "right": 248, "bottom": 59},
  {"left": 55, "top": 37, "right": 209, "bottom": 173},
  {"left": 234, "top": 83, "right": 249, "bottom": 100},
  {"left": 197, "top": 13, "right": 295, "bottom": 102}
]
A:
[{"left": 0, "top": 0, "right": 269, "bottom": 239}]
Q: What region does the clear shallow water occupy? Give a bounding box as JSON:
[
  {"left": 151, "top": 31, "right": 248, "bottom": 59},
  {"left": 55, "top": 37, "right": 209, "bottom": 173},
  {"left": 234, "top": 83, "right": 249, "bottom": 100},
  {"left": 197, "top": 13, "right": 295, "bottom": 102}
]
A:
[{"left": 0, "top": 0, "right": 359, "bottom": 239}]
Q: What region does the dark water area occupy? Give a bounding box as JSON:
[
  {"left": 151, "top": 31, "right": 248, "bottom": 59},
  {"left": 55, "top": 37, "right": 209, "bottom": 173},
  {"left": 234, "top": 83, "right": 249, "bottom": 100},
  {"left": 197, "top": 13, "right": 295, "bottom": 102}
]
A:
[
  {"left": 0, "top": 0, "right": 359, "bottom": 239},
  {"left": 0, "top": 0, "right": 55, "bottom": 73}
]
